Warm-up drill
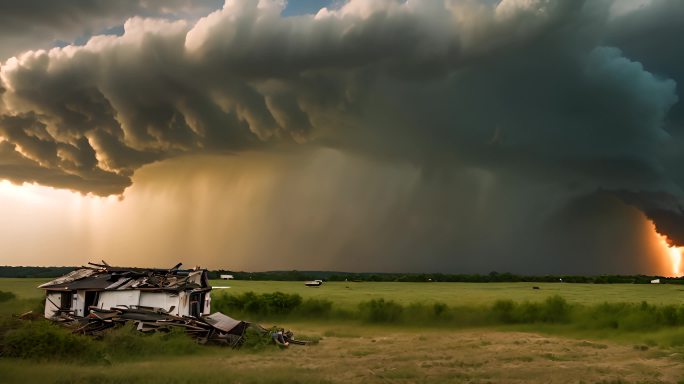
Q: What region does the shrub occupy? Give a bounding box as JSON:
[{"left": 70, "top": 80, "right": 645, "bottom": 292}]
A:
[
  {"left": 400, "top": 302, "right": 453, "bottom": 323},
  {"left": 240, "top": 326, "right": 275, "bottom": 351},
  {"left": 0, "top": 290, "right": 16, "bottom": 303},
  {"left": 492, "top": 299, "right": 516, "bottom": 323},
  {"left": 540, "top": 295, "right": 570, "bottom": 323},
  {"left": 0, "top": 320, "right": 202, "bottom": 362},
  {"left": 516, "top": 302, "right": 542, "bottom": 323},
  {"left": 433, "top": 302, "right": 448, "bottom": 317},
  {"left": 657, "top": 305, "right": 680, "bottom": 326},
  {"left": 261, "top": 292, "right": 302, "bottom": 314},
  {"left": 489, "top": 296, "right": 570, "bottom": 324},
  {"left": 211, "top": 291, "right": 304, "bottom": 317},
  {"left": 1, "top": 320, "right": 102, "bottom": 361},
  {"left": 295, "top": 298, "right": 333, "bottom": 317},
  {"left": 358, "top": 299, "right": 403, "bottom": 323},
  {"left": 101, "top": 324, "right": 200, "bottom": 359}
]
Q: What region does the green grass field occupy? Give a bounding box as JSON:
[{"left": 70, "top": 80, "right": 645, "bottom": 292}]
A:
[
  {"left": 1, "top": 278, "right": 684, "bottom": 383},
  {"left": 208, "top": 280, "right": 684, "bottom": 308},
  {"left": 3, "top": 278, "right": 683, "bottom": 307}
]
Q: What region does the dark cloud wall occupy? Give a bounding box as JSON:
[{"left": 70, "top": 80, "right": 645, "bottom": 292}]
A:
[
  {"left": 46, "top": 150, "right": 658, "bottom": 275},
  {"left": 1, "top": 0, "right": 679, "bottom": 193},
  {"left": 0, "top": 0, "right": 683, "bottom": 273},
  {"left": 0, "top": 0, "right": 223, "bottom": 60}
]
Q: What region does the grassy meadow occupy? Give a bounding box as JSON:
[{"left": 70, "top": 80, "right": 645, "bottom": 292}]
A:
[
  {"left": 208, "top": 280, "right": 684, "bottom": 308},
  {"left": 3, "top": 278, "right": 683, "bottom": 307},
  {"left": 1, "top": 278, "right": 683, "bottom": 383}
]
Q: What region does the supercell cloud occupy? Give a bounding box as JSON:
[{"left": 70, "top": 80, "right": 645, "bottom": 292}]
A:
[{"left": 0, "top": 0, "right": 683, "bottom": 273}]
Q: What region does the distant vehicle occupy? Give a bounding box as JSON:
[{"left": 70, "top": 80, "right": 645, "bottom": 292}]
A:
[
  {"left": 305, "top": 279, "right": 323, "bottom": 287},
  {"left": 220, "top": 274, "right": 234, "bottom": 280}
]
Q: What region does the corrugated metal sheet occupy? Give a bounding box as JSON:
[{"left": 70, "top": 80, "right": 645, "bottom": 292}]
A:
[
  {"left": 38, "top": 268, "right": 96, "bottom": 288},
  {"left": 38, "top": 265, "right": 211, "bottom": 292}
]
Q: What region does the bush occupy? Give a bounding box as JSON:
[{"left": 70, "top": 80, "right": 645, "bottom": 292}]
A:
[
  {"left": 492, "top": 299, "right": 516, "bottom": 323},
  {"left": 211, "top": 291, "right": 304, "bottom": 317},
  {"left": 101, "top": 324, "right": 200, "bottom": 359},
  {"left": 433, "top": 302, "right": 448, "bottom": 317},
  {"left": 295, "top": 298, "right": 333, "bottom": 317},
  {"left": 573, "top": 301, "right": 684, "bottom": 331},
  {"left": 358, "top": 299, "right": 403, "bottom": 323},
  {"left": 261, "top": 292, "right": 302, "bottom": 314},
  {"left": 0, "top": 290, "right": 16, "bottom": 303},
  {"left": 0, "top": 319, "right": 201, "bottom": 362},
  {"left": 490, "top": 296, "right": 570, "bottom": 324},
  {"left": 398, "top": 302, "right": 453, "bottom": 323},
  {"left": 240, "top": 326, "right": 275, "bottom": 351},
  {"left": 540, "top": 295, "right": 570, "bottom": 323},
  {"left": 1, "top": 320, "right": 102, "bottom": 361}
]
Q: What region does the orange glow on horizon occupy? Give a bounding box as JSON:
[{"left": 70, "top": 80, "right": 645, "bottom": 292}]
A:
[{"left": 652, "top": 224, "right": 683, "bottom": 277}]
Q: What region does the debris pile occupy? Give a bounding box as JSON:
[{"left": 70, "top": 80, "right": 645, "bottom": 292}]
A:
[
  {"left": 65, "top": 306, "right": 249, "bottom": 347},
  {"left": 35, "top": 261, "right": 316, "bottom": 349},
  {"left": 39, "top": 262, "right": 209, "bottom": 293},
  {"left": 39, "top": 262, "right": 212, "bottom": 320},
  {"left": 56, "top": 306, "right": 313, "bottom": 348}
]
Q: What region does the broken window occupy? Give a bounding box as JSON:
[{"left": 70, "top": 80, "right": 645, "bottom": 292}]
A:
[
  {"left": 190, "top": 292, "right": 202, "bottom": 317},
  {"left": 84, "top": 291, "right": 99, "bottom": 315},
  {"left": 60, "top": 291, "right": 73, "bottom": 311}
]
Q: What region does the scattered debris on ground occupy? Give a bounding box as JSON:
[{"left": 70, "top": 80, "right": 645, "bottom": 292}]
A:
[
  {"left": 46, "top": 305, "right": 313, "bottom": 348},
  {"left": 32, "top": 262, "right": 317, "bottom": 349},
  {"left": 39, "top": 262, "right": 212, "bottom": 319}
]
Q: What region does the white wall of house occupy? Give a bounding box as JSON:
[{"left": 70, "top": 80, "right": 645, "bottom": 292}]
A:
[
  {"left": 96, "top": 290, "right": 202, "bottom": 316},
  {"left": 177, "top": 291, "right": 190, "bottom": 316},
  {"left": 204, "top": 292, "right": 211, "bottom": 314},
  {"left": 46, "top": 289, "right": 210, "bottom": 318},
  {"left": 74, "top": 291, "right": 86, "bottom": 317},
  {"left": 139, "top": 292, "right": 181, "bottom": 315},
  {"left": 44, "top": 292, "right": 62, "bottom": 318},
  {"left": 97, "top": 290, "right": 141, "bottom": 310}
]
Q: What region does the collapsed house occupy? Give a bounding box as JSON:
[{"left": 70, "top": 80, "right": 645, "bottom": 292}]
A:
[
  {"left": 39, "top": 262, "right": 212, "bottom": 319},
  {"left": 36, "top": 262, "right": 311, "bottom": 347}
]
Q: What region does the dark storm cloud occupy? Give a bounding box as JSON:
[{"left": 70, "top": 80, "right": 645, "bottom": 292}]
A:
[
  {"left": 0, "top": 140, "right": 130, "bottom": 195},
  {"left": 0, "top": 0, "right": 681, "bottom": 235},
  {"left": 0, "top": 0, "right": 223, "bottom": 60},
  {"left": 605, "top": 0, "right": 684, "bottom": 195},
  {"left": 0, "top": 112, "right": 131, "bottom": 194},
  {"left": 607, "top": 0, "right": 684, "bottom": 125},
  {"left": 606, "top": 189, "right": 684, "bottom": 246},
  {"left": 2, "top": 0, "right": 684, "bottom": 274}
]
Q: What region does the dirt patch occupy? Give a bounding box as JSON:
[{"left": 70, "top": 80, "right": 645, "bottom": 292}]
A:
[
  {"left": 1, "top": 328, "right": 681, "bottom": 383},
  {"left": 240, "top": 328, "right": 682, "bottom": 383}
]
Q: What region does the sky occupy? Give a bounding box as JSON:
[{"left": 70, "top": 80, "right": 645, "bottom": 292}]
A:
[{"left": 0, "top": 0, "right": 682, "bottom": 275}]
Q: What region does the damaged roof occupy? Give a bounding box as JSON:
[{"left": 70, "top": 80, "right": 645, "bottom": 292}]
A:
[{"left": 39, "top": 262, "right": 211, "bottom": 292}]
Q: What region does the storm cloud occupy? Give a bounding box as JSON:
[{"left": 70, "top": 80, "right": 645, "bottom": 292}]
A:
[
  {"left": 1, "top": 0, "right": 680, "bottom": 192},
  {"left": 0, "top": 0, "right": 683, "bottom": 273},
  {"left": 0, "top": 0, "right": 223, "bottom": 59}
]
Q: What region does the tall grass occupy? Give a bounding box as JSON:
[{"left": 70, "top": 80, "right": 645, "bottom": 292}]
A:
[
  {"left": 211, "top": 292, "right": 684, "bottom": 344},
  {"left": 0, "top": 290, "right": 16, "bottom": 302},
  {"left": 1, "top": 319, "right": 103, "bottom": 361},
  {"left": 211, "top": 291, "right": 333, "bottom": 319},
  {"left": 1, "top": 320, "right": 203, "bottom": 362},
  {"left": 2, "top": 291, "right": 684, "bottom": 363},
  {"left": 0, "top": 293, "right": 202, "bottom": 362}
]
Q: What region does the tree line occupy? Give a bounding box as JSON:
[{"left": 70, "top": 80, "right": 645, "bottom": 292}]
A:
[
  {"left": 2, "top": 266, "right": 682, "bottom": 284},
  {"left": 209, "top": 270, "right": 684, "bottom": 284}
]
